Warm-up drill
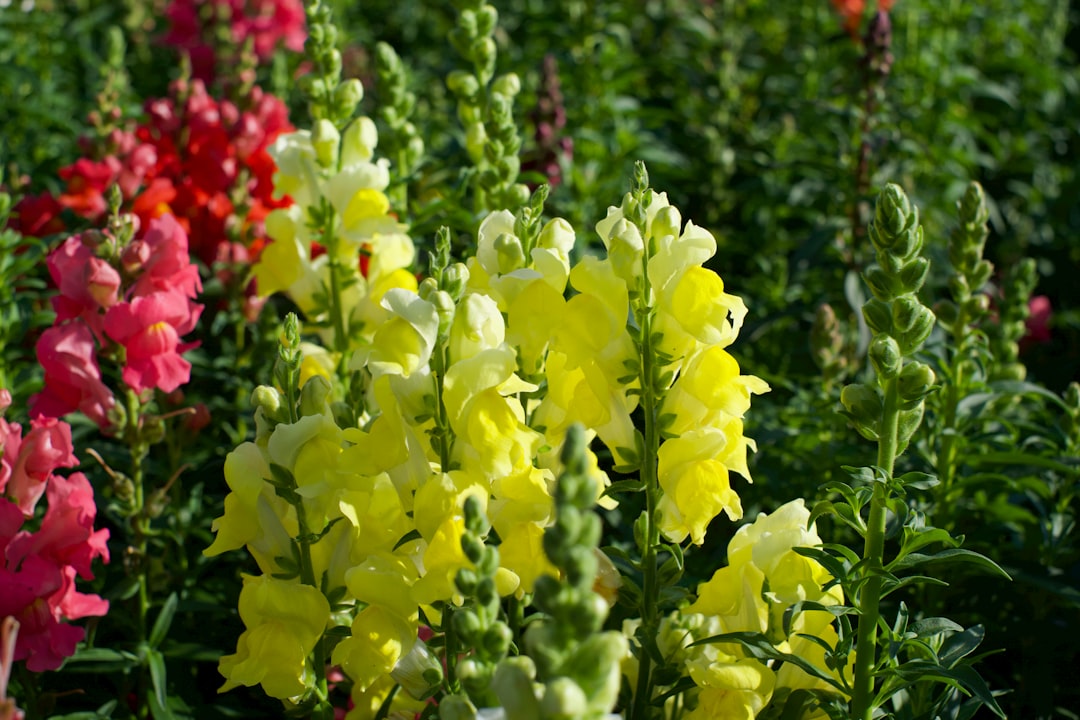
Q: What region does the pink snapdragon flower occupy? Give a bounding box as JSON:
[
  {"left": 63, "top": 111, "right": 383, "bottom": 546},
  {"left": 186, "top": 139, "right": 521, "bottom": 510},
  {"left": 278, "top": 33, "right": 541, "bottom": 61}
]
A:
[
  {"left": 29, "top": 324, "right": 116, "bottom": 430},
  {"left": 1, "top": 398, "right": 109, "bottom": 674},
  {"left": 0, "top": 415, "right": 77, "bottom": 517},
  {"left": 164, "top": 0, "right": 306, "bottom": 82},
  {"left": 47, "top": 234, "right": 122, "bottom": 339},
  {"left": 1023, "top": 295, "right": 1052, "bottom": 348},
  {"left": 104, "top": 290, "right": 203, "bottom": 394}
]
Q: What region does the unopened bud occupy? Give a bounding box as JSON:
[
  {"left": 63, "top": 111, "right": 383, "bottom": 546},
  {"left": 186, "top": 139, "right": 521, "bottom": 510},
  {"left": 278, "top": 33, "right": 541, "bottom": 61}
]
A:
[
  {"left": 299, "top": 374, "right": 332, "bottom": 416},
  {"left": 333, "top": 78, "right": 364, "bottom": 116},
  {"left": 841, "top": 383, "right": 882, "bottom": 439},
  {"left": 494, "top": 232, "right": 525, "bottom": 274},
  {"left": 897, "top": 361, "right": 936, "bottom": 407},
  {"left": 492, "top": 72, "right": 520, "bottom": 97},
  {"left": 869, "top": 335, "right": 902, "bottom": 379},
  {"left": 651, "top": 205, "right": 681, "bottom": 241},
  {"left": 541, "top": 677, "right": 588, "bottom": 720},
  {"left": 443, "top": 262, "right": 470, "bottom": 300},
  {"left": 312, "top": 119, "right": 340, "bottom": 168},
  {"left": 251, "top": 385, "right": 284, "bottom": 418}
]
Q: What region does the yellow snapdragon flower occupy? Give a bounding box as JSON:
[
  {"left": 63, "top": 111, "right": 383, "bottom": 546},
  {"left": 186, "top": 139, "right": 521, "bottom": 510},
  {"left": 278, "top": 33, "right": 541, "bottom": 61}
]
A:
[{"left": 218, "top": 575, "right": 330, "bottom": 699}]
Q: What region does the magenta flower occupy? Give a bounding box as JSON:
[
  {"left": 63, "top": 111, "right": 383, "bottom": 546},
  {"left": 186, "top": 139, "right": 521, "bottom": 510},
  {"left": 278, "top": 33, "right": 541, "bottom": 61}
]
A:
[
  {"left": 47, "top": 234, "right": 122, "bottom": 339},
  {"left": 128, "top": 214, "right": 203, "bottom": 301},
  {"left": 104, "top": 290, "right": 203, "bottom": 394},
  {"left": 0, "top": 477, "right": 109, "bottom": 673},
  {"left": 0, "top": 416, "right": 77, "bottom": 517},
  {"left": 29, "top": 324, "right": 116, "bottom": 430}
]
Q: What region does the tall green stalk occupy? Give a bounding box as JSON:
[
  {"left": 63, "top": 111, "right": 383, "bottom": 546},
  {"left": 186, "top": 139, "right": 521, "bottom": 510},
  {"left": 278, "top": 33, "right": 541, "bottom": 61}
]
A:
[{"left": 841, "top": 184, "right": 936, "bottom": 720}]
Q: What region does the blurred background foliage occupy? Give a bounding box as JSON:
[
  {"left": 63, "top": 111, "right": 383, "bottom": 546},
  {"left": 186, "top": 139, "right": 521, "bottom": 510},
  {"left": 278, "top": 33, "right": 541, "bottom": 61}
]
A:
[{"left": 2, "top": 0, "right": 1078, "bottom": 718}]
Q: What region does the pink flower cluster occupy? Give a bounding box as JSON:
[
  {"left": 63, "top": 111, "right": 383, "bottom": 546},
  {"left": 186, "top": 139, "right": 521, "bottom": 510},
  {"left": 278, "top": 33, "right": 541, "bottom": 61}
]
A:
[
  {"left": 0, "top": 390, "right": 109, "bottom": 673},
  {"left": 164, "top": 0, "right": 307, "bottom": 82},
  {"left": 31, "top": 215, "right": 204, "bottom": 429}
]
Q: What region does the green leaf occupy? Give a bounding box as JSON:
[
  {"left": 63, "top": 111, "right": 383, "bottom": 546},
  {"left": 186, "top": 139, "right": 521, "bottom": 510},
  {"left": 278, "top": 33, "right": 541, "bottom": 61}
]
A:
[
  {"left": 690, "top": 631, "right": 846, "bottom": 693},
  {"left": 909, "top": 617, "right": 964, "bottom": 638},
  {"left": 939, "top": 625, "right": 986, "bottom": 667},
  {"left": 146, "top": 649, "right": 176, "bottom": 720},
  {"left": 887, "top": 548, "right": 1010, "bottom": 580},
  {"left": 149, "top": 593, "right": 179, "bottom": 649},
  {"left": 61, "top": 647, "right": 141, "bottom": 673},
  {"left": 394, "top": 528, "right": 423, "bottom": 551}
]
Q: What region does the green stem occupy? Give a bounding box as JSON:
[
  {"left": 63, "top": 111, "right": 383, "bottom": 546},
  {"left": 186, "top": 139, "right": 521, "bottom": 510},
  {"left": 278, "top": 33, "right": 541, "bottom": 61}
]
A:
[
  {"left": 938, "top": 309, "right": 968, "bottom": 515},
  {"left": 631, "top": 256, "right": 661, "bottom": 720},
  {"left": 431, "top": 343, "right": 453, "bottom": 473},
  {"left": 321, "top": 201, "right": 349, "bottom": 354},
  {"left": 294, "top": 503, "right": 330, "bottom": 712},
  {"left": 851, "top": 376, "right": 900, "bottom": 719},
  {"left": 124, "top": 390, "right": 150, "bottom": 719}
]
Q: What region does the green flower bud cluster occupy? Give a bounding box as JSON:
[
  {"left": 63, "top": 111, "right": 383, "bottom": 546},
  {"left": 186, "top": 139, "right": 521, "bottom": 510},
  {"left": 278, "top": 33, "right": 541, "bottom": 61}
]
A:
[
  {"left": 987, "top": 257, "right": 1039, "bottom": 382},
  {"left": 1063, "top": 383, "right": 1080, "bottom": 447},
  {"left": 300, "top": 0, "right": 362, "bottom": 127},
  {"left": 447, "top": 1, "right": 529, "bottom": 212},
  {"left": 496, "top": 425, "right": 627, "bottom": 720},
  {"left": 810, "top": 303, "right": 851, "bottom": 387},
  {"left": 842, "top": 185, "right": 936, "bottom": 450},
  {"left": 935, "top": 182, "right": 995, "bottom": 346},
  {"left": 448, "top": 495, "right": 507, "bottom": 710},
  {"left": 374, "top": 42, "right": 425, "bottom": 207}
]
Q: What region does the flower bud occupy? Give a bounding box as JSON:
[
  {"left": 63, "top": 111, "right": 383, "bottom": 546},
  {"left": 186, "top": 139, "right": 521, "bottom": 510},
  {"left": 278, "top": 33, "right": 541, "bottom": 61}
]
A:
[
  {"left": 477, "top": 4, "right": 499, "bottom": 36},
  {"left": 864, "top": 264, "right": 898, "bottom": 301},
  {"left": 311, "top": 119, "right": 340, "bottom": 168},
  {"left": 341, "top": 116, "right": 378, "bottom": 165},
  {"left": 841, "top": 383, "right": 882, "bottom": 440},
  {"left": 465, "top": 122, "right": 487, "bottom": 163},
  {"left": 897, "top": 361, "right": 936, "bottom": 407},
  {"left": 299, "top": 374, "right": 332, "bottom": 416},
  {"left": 647, "top": 205, "right": 679, "bottom": 242},
  {"left": 494, "top": 232, "right": 525, "bottom": 274},
  {"left": 447, "top": 70, "right": 480, "bottom": 98},
  {"left": 898, "top": 256, "right": 930, "bottom": 294},
  {"left": 432, "top": 290, "right": 456, "bottom": 338},
  {"left": 869, "top": 335, "right": 902, "bottom": 379},
  {"left": 492, "top": 71, "right": 520, "bottom": 97},
  {"left": 333, "top": 78, "right": 364, "bottom": 117},
  {"left": 541, "top": 677, "right": 588, "bottom": 720},
  {"left": 251, "top": 385, "right": 284, "bottom": 419},
  {"left": 971, "top": 258, "right": 994, "bottom": 290},
  {"left": 443, "top": 262, "right": 470, "bottom": 300},
  {"left": 390, "top": 639, "right": 443, "bottom": 700},
  {"left": 121, "top": 239, "right": 151, "bottom": 273},
  {"left": 492, "top": 658, "right": 540, "bottom": 720},
  {"left": 482, "top": 623, "right": 513, "bottom": 657},
  {"left": 962, "top": 294, "right": 990, "bottom": 317},
  {"left": 506, "top": 183, "right": 531, "bottom": 209},
  {"left": 897, "top": 306, "right": 935, "bottom": 354},
  {"left": 862, "top": 298, "right": 893, "bottom": 336},
  {"left": 933, "top": 299, "right": 958, "bottom": 329},
  {"left": 606, "top": 219, "right": 644, "bottom": 285},
  {"left": 437, "top": 695, "right": 479, "bottom": 720}
]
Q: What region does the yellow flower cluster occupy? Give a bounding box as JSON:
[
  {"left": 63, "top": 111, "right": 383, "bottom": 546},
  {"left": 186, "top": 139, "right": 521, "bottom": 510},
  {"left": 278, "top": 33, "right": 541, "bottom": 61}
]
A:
[
  {"left": 683, "top": 500, "right": 850, "bottom": 718},
  {"left": 209, "top": 171, "right": 777, "bottom": 715},
  {"left": 253, "top": 117, "right": 417, "bottom": 349}
]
